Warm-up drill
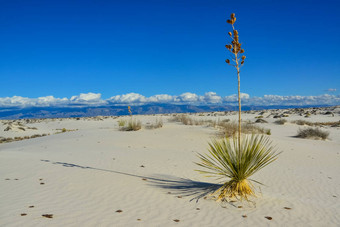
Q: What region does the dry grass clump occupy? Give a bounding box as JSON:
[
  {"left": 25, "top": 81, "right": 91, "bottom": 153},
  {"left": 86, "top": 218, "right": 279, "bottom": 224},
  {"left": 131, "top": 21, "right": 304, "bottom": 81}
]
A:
[
  {"left": 296, "top": 127, "right": 329, "bottom": 140},
  {"left": 120, "top": 118, "right": 141, "bottom": 131},
  {"left": 219, "top": 121, "right": 271, "bottom": 137},
  {"left": 274, "top": 119, "right": 287, "bottom": 125},
  {"left": 292, "top": 120, "right": 314, "bottom": 126},
  {"left": 170, "top": 114, "right": 231, "bottom": 127},
  {"left": 145, "top": 118, "right": 163, "bottom": 129},
  {"left": 169, "top": 114, "right": 205, "bottom": 126}
]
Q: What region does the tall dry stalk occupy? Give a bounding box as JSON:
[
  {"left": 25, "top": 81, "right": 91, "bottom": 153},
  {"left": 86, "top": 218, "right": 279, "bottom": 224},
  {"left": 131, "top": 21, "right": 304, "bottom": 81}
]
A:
[{"left": 225, "top": 13, "right": 245, "bottom": 148}]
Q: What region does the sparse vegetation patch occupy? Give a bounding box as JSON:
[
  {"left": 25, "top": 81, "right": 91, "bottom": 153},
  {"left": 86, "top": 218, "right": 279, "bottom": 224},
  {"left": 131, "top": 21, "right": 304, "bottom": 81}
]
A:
[
  {"left": 219, "top": 121, "right": 271, "bottom": 137},
  {"left": 296, "top": 127, "right": 329, "bottom": 140},
  {"left": 145, "top": 118, "right": 163, "bottom": 129},
  {"left": 0, "top": 133, "right": 50, "bottom": 144},
  {"left": 274, "top": 119, "right": 287, "bottom": 125},
  {"left": 120, "top": 118, "right": 142, "bottom": 131}
]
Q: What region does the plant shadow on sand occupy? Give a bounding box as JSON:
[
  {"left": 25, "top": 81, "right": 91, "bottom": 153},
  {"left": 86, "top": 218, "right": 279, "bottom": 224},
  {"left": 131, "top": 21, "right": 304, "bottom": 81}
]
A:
[{"left": 41, "top": 160, "right": 221, "bottom": 202}]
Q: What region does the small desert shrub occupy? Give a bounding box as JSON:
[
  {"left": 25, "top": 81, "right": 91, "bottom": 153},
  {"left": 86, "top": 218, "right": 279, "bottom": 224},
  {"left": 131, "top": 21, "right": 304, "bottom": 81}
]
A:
[
  {"left": 196, "top": 134, "right": 280, "bottom": 201},
  {"left": 274, "top": 119, "right": 287, "bottom": 125},
  {"left": 255, "top": 115, "right": 263, "bottom": 119},
  {"left": 296, "top": 127, "right": 329, "bottom": 140},
  {"left": 120, "top": 118, "right": 141, "bottom": 131},
  {"left": 145, "top": 118, "right": 163, "bottom": 129},
  {"left": 255, "top": 119, "right": 268, "bottom": 123}
]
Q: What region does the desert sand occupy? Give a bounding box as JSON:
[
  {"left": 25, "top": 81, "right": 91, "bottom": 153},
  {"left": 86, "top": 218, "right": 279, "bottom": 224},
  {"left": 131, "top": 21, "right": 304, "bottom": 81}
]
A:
[{"left": 1, "top": 107, "right": 340, "bottom": 226}]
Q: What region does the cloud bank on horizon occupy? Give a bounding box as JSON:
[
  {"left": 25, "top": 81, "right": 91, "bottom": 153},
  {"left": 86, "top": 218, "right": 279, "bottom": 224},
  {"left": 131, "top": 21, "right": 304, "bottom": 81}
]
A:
[{"left": 0, "top": 92, "right": 339, "bottom": 108}]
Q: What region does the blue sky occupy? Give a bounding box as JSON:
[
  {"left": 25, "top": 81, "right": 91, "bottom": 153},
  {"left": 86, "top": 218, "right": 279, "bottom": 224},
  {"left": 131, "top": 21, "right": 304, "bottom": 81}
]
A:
[{"left": 0, "top": 0, "right": 339, "bottom": 106}]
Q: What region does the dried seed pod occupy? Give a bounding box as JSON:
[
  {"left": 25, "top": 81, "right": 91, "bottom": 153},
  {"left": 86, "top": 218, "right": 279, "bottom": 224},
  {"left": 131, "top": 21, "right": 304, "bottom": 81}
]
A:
[
  {"left": 225, "top": 44, "right": 232, "bottom": 50},
  {"left": 228, "top": 32, "right": 232, "bottom": 36},
  {"left": 241, "top": 61, "right": 244, "bottom": 65},
  {"left": 231, "top": 13, "right": 235, "bottom": 19},
  {"left": 242, "top": 55, "right": 246, "bottom": 60},
  {"left": 227, "top": 19, "right": 232, "bottom": 24},
  {"left": 240, "top": 49, "right": 245, "bottom": 54},
  {"left": 225, "top": 59, "right": 230, "bottom": 64}
]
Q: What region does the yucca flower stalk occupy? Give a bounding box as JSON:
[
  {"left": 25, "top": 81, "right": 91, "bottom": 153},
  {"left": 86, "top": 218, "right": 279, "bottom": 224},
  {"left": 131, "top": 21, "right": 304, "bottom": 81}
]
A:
[
  {"left": 225, "top": 13, "right": 245, "bottom": 148},
  {"left": 196, "top": 135, "right": 280, "bottom": 201},
  {"left": 128, "top": 106, "right": 132, "bottom": 116}
]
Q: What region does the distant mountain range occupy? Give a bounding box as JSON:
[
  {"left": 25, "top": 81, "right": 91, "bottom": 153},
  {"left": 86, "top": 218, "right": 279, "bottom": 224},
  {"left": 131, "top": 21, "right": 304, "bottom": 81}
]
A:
[{"left": 0, "top": 104, "right": 331, "bottom": 120}]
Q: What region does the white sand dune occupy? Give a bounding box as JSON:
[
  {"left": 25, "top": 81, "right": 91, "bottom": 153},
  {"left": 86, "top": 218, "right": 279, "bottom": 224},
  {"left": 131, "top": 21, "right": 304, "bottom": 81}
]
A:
[{"left": 1, "top": 109, "right": 340, "bottom": 226}]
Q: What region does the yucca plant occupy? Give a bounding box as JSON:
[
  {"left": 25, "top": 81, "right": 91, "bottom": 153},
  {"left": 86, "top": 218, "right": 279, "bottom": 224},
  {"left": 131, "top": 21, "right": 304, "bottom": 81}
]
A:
[
  {"left": 196, "top": 13, "right": 280, "bottom": 201},
  {"left": 119, "top": 106, "right": 142, "bottom": 131},
  {"left": 196, "top": 134, "right": 279, "bottom": 201}
]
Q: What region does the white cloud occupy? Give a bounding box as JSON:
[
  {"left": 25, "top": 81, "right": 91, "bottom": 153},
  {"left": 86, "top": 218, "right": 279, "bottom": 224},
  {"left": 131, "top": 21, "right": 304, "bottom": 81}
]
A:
[
  {"left": 200, "top": 92, "right": 222, "bottom": 103},
  {"left": 326, "top": 88, "right": 337, "bottom": 92},
  {"left": 70, "top": 93, "right": 102, "bottom": 102},
  {"left": 247, "top": 94, "right": 340, "bottom": 106},
  {"left": 0, "top": 95, "right": 69, "bottom": 107},
  {"left": 148, "top": 94, "right": 175, "bottom": 103},
  {"left": 224, "top": 93, "right": 250, "bottom": 102},
  {"left": 108, "top": 93, "right": 147, "bottom": 104},
  {"left": 0, "top": 92, "right": 339, "bottom": 108},
  {"left": 177, "top": 92, "right": 199, "bottom": 102}
]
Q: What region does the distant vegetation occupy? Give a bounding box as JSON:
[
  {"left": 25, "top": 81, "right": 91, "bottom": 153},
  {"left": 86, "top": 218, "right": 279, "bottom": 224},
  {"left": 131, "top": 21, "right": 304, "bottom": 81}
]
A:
[
  {"left": 292, "top": 120, "right": 340, "bottom": 127},
  {"left": 170, "top": 114, "right": 270, "bottom": 137},
  {"left": 0, "top": 134, "right": 49, "bottom": 144},
  {"left": 55, "top": 128, "right": 77, "bottom": 134}
]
